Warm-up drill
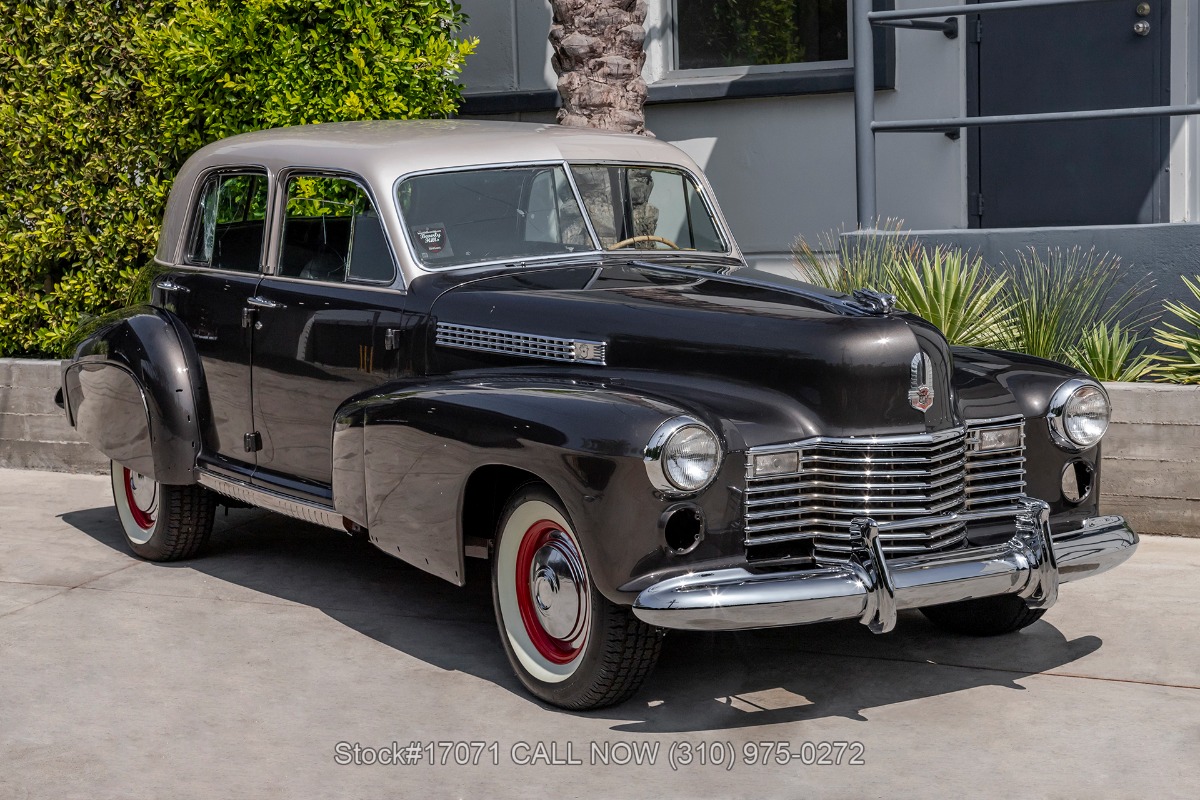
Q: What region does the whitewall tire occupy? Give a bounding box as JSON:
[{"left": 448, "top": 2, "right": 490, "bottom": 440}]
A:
[
  {"left": 110, "top": 461, "right": 216, "bottom": 561},
  {"left": 491, "top": 483, "right": 663, "bottom": 709}
]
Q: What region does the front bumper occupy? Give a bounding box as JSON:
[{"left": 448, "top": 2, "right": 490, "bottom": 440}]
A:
[{"left": 632, "top": 499, "right": 1137, "bottom": 633}]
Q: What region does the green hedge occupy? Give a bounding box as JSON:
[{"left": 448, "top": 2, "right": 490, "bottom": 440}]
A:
[{"left": 0, "top": 0, "right": 475, "bottom": 357}]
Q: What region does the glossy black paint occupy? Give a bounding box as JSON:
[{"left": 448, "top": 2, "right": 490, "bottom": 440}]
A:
[
  {"left": 62, "top": 306, "right": 202, "bottom": 485},
  {"left": 250, "top": 276, "right": 407, "bottom": 502},
  {"left": 63, "top": 248, "right": 1097, "bottom": 603}
]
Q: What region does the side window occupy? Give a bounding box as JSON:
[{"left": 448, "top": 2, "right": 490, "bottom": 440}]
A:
[
  {"left": 279, "top": 175, "right": 395, "bottom": 283},
  {"left": 186, "top": 172, "right": 268, "bottom": 272}
]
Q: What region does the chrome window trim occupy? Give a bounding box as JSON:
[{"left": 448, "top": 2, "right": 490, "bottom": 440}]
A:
[
  {"left": 269, "top": 167, "right": 402, "bottom": 289},
  {"left": 1046, "top": 378, "right": 1109, "bottom": 452},
  {"left": 392, "top": 160, "right": 602, "bottom": 272},
  {"left": 390, "top": 159, "right": 737, "bottom": 275},
  {"left": 566, "top": 161, "right": 733, "bottom": 255}
]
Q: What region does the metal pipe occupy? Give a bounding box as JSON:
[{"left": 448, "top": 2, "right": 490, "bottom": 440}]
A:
[
  {"left": 869, "top": 0, "right": 1098, "bottom": 23},
  {"left": 872, "top": 18, "right": 959, "bottom": 38},
  {"left": 853, "top": 0, "right": 877, "bottom": 228},
  {"left": 873, "top": 104, "right": 1200, "bottom": 133}
]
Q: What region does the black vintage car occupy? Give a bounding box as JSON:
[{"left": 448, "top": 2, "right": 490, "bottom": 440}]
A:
[{"left": 59, "top": 121, "right": 1137, "bottom": 709}]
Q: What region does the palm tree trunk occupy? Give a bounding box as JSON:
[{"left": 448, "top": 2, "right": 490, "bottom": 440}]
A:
[{"left": 549, "top": 0, "right": 650, "bottom": 136}]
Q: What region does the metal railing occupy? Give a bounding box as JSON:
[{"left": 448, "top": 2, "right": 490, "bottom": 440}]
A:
[{"left": 853, "top": 0, "right": 1200, "bottom": 226}]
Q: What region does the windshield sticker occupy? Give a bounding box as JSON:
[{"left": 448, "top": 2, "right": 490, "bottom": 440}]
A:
[{"left": 414, "top": 224, "right": 449, "bottom": 255}]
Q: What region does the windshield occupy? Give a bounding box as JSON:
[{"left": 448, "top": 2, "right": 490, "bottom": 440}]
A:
[{"left": 397, "top": 163, "right": 727, "bottom": 269}]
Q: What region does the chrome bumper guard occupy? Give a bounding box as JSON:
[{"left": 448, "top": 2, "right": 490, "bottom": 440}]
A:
[{"left": 632, "top": 499, "right": 1138, "bottom": 633}]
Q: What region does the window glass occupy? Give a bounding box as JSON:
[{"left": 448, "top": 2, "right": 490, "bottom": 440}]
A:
[
  {"left": 187, "top": 172, "right": 268, "bottom": 271},
  {"left": 279, "top": 175, "right": 395, "bottom": 283},
  {"left": 397, "top": 166, "right": 594, "bottom": 269},
  {"left": 676, "top": 0, "right": 849, "bottom": 71},
  {"left": 569, "top": 165, "right": 725, "bottom": 252}
]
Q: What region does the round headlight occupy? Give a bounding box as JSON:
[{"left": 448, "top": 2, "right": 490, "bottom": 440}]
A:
[
  {"left": 645, "top": 418, "right": 722, "bottom": 495},
  {"left": 1048, "top": 380, "right": 1110, "bottom": 450}
]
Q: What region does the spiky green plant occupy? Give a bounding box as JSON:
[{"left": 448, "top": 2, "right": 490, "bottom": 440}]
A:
[
  {"left": 792, "top": 218, "right": 916, "bottom": 295},
  {"left": 1153, "top": 275, "right": 1200, "bottom": 384},
  {"left": 886, "top": 246, "right": 1012, "bottom": 347},
  {"left": 997, "top": 247, "right": 1150, "bottom": 365},
  {"left": 1070, "top": 321, "right": 1158, "bottom": 382}
]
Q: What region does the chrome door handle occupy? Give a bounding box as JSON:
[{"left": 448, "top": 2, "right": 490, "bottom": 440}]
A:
[
  {"left": 158, "top": 279, "right": 190, "bottom": 294},
  {"left": 246, "top": 296, "right": 285, "bottom": 309}
]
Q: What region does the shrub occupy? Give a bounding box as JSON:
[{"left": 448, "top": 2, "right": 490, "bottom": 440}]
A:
[
  {"left": 1070, "top": 322, "right": 1158, "bottom": 383},
  {"left": 792, "top": 219, "right": 916, "bottom": 296},
  {"left": 0, "top": 0, "right": 475, "bottom": 357},
  {"left": 886, "top": 246, "right": 1012, "bottom": 348},
  {"left": 1153, "top": 276, "right": 1200, "bottom": 384},
  {"left": 996, "top": 247, "right": 1150, "bottom": 366}
]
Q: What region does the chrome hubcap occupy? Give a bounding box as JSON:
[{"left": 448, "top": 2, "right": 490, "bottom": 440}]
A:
[
  {"left": 529, "top": 533, "right": 587, "bottom": 642},
  {"left": 129, "top": 472, "right": 157, "bottom": 515}
]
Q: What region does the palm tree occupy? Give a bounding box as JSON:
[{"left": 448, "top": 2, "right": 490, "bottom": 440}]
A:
[{"left": 549, "top": 0, "right": 649, "bottom": 135}]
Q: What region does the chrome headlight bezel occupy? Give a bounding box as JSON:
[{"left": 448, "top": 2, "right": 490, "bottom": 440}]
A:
[
  {"left": 1047, "top": 378, "right": 1110, "bottom": 451},
  {"left": 644, "top": 416, "right": 723, "bottom": 496}
]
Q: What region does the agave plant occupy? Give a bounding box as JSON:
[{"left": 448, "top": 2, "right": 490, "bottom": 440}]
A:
[
  {"left": 792, "top": 218, "right": 916, "bottom": 295},
  {"left": 997, "top": 247, "right": 1150, "bottom": 364},
  {"left": 1153, "top": 276, "right": 1200, "bottom": 384},
  {"left": 886, "top": 246, "right": 1012, "bottom": 347},
  {"left": 1069, "top": 321, "right": 1158, "bottom": 382}
]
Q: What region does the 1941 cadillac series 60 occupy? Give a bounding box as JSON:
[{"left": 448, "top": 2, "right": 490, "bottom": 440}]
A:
[{"left": 58, "top": 120, "right": 1138, "bottom": 709}]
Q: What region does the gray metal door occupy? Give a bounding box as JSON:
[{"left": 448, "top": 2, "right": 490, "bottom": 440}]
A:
[{"left": 968, "top": 0, "right": 1170, "bottom": 227}]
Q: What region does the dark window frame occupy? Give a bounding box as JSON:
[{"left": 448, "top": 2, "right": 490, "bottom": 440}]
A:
[
  {"left": 181, "top": 167, "right": 270, "bottom": 273},
  {"left": 271, "top": 168, "right": 400, "bottom": 287},
  {"left": 460, "top": 2, "right": 894, "bottom": 115}
]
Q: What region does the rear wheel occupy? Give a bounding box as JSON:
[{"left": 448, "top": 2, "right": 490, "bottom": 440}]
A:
[
  {"left": 110, "top": 461, "right": 215, "bottom": 562},
  {"left": 491, "top": 484, "right": 662, "bottom": 709},
  {"left": 920, "top": 594, "right": 1046, "bottom": 636}
]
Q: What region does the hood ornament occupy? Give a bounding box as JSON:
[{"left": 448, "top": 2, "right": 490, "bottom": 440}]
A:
[
  {"left": 852, "top": 288, "right": 896, "bottom": 316},
  {"left": 909, "top": 352, "right": 935, "bottom": 413}
]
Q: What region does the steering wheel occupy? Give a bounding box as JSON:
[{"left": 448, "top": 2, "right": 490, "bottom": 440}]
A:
[{"left": 608, "top": 234, "right": 681, "bottom": 251}]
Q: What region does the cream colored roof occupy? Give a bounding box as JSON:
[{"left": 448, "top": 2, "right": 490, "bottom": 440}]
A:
[{"left": 155, "top": 120, "right": 735, "bottom": 274}]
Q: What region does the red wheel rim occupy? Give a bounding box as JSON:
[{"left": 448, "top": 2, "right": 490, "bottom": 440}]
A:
[
  {"left": 123, "top": 468, "right": 155, "bottom": 530},
  {"left": 515, "top": 520, "right": 586, "bottom": 665}
]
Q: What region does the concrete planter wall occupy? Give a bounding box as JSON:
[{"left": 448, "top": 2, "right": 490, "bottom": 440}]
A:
[
  {"left": 1101, "top": 382, "right": 1200, "bottom": 537},
  {"left": 0, "top": 359, "right": 105, "bottom": 474},
  {"left": 1, "top": 359, "right": 1196, "bottom": 535}
]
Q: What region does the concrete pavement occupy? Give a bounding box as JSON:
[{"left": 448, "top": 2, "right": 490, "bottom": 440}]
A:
[{"left": 1, "top": 466, "right": 1197, "bottom": 799}]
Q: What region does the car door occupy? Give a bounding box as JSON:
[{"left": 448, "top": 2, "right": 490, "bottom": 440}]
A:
[
  {"left": 156, "top": 169, "right": 269, "bottom": 480},
  {"left": 248, "top": 171, "right": 409, "bottom": 503}
]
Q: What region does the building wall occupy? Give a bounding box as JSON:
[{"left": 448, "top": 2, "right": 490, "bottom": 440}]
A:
[{"left": 457, "top": 1, "right": 1200, "bottom": 263}]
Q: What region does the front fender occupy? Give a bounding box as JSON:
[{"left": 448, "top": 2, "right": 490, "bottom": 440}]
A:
[
  {"left": 61, "top": 306, "right": 203, "bottom": 484},
  {"left": 332, "top": 376, "right": 743, "bottom": 594}
]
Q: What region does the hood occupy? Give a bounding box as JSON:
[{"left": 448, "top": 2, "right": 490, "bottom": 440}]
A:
[{"left": 424, "top": 262, "right": 960, "bottom": 437}]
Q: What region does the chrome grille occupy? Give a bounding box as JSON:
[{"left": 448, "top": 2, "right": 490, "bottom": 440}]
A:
[
  {"left": 743, "top": 419, "right": 1026, "bottom": 562},
  {"left": 435, "top": 322, "right": 606, "bottom": 365},
  {"left": 965, "top": 416, "right": 1027, "bottom": 511}
]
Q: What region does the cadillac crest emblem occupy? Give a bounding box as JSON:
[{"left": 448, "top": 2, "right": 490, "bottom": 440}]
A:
[{"left": 908, "top": 352, "right": 935, "bottom": 413}]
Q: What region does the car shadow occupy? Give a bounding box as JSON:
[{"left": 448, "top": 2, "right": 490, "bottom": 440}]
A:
[{"left": 61, "top": 505, "right": 1102, "bottom": 733}]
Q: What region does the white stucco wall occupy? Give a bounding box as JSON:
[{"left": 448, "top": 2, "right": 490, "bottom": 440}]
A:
[{"left": 456, "top": 0, "right": 1199, "bottom": 259}]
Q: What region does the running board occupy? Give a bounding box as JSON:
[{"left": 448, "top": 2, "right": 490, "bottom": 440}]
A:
[{"left": 196, "top": 469, "right": 346, "bottom": 532}]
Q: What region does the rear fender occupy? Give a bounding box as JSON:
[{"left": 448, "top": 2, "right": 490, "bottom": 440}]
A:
[{"left": 61, "top": 306, "right": 203, "bottom": 484}]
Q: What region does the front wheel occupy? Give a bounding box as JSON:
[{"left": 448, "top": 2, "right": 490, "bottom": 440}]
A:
[
  {"left": 110, "top": 461, "right": 216, "bottom": 562},
  {"left": 920, "top": 594, "right": 1046, "bottom": 636},
  {"left": 492, "top": 484, "right": 662, "bottom": 709}
]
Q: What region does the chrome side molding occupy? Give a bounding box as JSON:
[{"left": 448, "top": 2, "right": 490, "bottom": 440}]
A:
[
  {"left": 196, "top": 469, "right": 345, "bottom": 532},
  {"left": 435, "top": 322, "right": 607, "bottom": 365}
]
